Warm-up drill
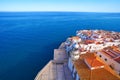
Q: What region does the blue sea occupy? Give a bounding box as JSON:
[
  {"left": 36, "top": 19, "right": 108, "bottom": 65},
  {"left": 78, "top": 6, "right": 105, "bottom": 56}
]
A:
[{"left": 0, "top": 12, "right": 120, "bottom": 80}]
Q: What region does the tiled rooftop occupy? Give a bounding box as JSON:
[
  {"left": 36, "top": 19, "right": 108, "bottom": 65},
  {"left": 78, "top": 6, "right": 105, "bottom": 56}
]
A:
[
  {"left": 84, "top": 56, "right": 104, "bottom": 69},
  {"left": 114, "top": 57, "right": 120, "bottom": 63},
  {"left": 71, "top": 36, "right": 80, "bottom": 40},
  {"left": 77, "top": 30, "right": 120, "bottom": 40},
  {"left": 74, "top": 53, "right": 120, "bottom": 80},
  {"left": 101, "top": 46, "right": 120, "bottom": 60}
]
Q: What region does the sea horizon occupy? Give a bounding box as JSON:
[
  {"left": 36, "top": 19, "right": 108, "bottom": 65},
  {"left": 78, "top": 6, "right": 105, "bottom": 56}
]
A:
[{"left": 0, "top": 11, "right": 120, "bottom": 13}]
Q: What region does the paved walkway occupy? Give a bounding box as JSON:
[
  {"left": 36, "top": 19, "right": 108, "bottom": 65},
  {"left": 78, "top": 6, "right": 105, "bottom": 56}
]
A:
[
  {"left": 54, "top": 49, "right": 68, "bottom": 63},
  {"left": 35, "top": 43, "right": 73, "bottom": 80}
]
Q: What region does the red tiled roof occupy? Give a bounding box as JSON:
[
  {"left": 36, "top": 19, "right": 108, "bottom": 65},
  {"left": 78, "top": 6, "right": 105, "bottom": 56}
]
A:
[
  {"left": 114, "top": 57, "right": 120, "bottom": 63},
  {"left": 101, "top": 46, "right": 120, "bottom": 59},
  {"left": 101, "top": 50, "right": 115, "bottom": 58},
  {"left": 84, "top": 56, "right": 104, "bottom": 68},
  {"left": 74, "top": 53, "right": 120, "bottom": 80},
  {"left": 72, "top": 36, "right": 80, "bottom": 40},
  {"left": 85, "top": 40, "right": 95, "bottom": 44}
]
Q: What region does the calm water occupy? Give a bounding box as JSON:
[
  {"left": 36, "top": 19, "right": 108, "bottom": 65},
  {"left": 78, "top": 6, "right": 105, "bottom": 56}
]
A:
[{"left": 0, "top": 12, "right": 120, "bottom": 80}]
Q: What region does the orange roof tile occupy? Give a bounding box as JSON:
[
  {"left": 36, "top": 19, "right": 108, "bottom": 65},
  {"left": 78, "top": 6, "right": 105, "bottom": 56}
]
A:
[
  {"left": 84, "top": 57, "right": 104, "bottom": 68},
  {"left": 74, "top": 53, "right": 120, "bottom": 80},
  {"left": 85, "top": 40, "right": 95, "bottom": 44},
  {"left": 72, "top": 36, "right": 80, "bottom": 40}
]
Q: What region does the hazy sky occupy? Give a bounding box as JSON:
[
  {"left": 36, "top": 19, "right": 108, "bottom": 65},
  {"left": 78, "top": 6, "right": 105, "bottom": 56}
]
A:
[{"left": 0, "top": 0, "right": 120, "bottom": 12}]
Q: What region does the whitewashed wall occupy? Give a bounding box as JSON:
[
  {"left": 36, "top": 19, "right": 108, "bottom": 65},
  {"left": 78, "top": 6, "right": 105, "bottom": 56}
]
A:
[
  {"left": 68, "top": 57, "right": 73, "bottom": 72},
  {"left": 97, "top": 52, "right": 120, "bottom": 75}
]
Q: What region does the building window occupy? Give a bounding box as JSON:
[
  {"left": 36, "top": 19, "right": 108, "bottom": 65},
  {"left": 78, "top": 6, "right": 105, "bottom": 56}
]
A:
[
  {"left": 104, "top": 58, "right": 107, "bottom": 61},
  {"left": 109, "top": 65, "right": 114, "bottom": 70},
  {"left": 72, "top": 65, "right": 74, "bottom": 74},
  {"left": 99, "top": 55, "right": 102, "bottom": 57},
  {"left": 74, "top": 71, "right": 77, "bottom": 80}
]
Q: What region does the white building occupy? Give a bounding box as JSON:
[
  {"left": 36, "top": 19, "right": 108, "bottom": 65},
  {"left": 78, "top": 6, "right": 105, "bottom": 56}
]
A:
[{"left": 96, "top": 47, "right": 120, "bottom": 75}]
